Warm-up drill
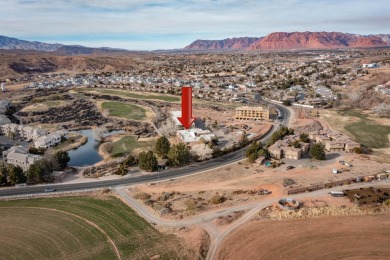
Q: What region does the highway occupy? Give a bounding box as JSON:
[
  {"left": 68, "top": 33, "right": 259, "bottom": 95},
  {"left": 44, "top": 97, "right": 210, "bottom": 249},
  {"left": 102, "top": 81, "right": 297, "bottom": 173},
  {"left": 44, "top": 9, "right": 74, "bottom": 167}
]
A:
[{"left": 0, "top": 98, "right": 292, "bottom": 197}]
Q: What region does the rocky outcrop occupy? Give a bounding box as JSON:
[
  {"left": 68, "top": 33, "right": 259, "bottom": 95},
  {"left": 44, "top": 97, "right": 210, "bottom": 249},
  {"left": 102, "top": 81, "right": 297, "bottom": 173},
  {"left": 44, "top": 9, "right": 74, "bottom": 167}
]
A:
[{"left": 248, "top": 32, "right": 388, "bottom": 50}]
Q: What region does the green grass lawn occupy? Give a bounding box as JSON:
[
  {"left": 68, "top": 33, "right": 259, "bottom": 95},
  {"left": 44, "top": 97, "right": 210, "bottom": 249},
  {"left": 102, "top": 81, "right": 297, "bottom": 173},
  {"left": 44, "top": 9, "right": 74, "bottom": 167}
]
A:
[
  {"left": 342, "top": 110, "right": 390, "bottom": 149},
  {"left": 101, "top": 101, "right": 147, "bottom": 120},
  {"left": 0, "top": 196, "right": 190, "bottom": 259},
  {"left": 110, "top": 135, "right": 153, "bottom": 157},
  {"left": 78, "top": 88, "right": 180, "bottom": 102}
]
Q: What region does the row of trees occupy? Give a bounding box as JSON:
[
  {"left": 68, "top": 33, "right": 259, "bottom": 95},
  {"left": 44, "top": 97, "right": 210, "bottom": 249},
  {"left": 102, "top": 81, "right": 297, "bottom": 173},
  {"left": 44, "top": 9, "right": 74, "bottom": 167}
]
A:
[
  {"left": 0, "top": 150, "right": 70, "bottom": 186},
  {"left": 266, "top": 126, "right": 295, "bottom": 147},
  {"left": 138, "top": 137, "right": 191, "bottom": 172}
]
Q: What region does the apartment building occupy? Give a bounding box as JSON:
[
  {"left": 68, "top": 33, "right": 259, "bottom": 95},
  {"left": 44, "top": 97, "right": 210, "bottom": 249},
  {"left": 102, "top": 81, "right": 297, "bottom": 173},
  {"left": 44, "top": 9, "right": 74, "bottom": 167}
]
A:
[
  {"left": 235, "top": 106, "right": 270, "bottom": 121},
  {"left": 2, "top": 146, "right": 42, "bottom": 171},
  {"left": 34, "top": 130, "right": 69, "bottom": 149}
]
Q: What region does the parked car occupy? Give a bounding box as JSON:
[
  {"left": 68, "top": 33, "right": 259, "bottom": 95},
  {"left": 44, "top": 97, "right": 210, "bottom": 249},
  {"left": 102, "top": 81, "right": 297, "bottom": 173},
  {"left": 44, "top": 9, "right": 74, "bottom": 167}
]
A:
[
  {"left": 44, "top": 188, "right": 56, "bottom": 192},
  {"left": 286, "top": 166, "right": 295, "bottom": 170}
]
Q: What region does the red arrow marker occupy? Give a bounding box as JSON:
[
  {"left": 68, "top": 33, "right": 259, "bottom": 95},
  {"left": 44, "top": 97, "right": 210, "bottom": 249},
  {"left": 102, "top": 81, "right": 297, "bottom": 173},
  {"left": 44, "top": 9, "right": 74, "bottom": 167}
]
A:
[{"left": 178, "top": 86, "right": 196, "bottom": 129}]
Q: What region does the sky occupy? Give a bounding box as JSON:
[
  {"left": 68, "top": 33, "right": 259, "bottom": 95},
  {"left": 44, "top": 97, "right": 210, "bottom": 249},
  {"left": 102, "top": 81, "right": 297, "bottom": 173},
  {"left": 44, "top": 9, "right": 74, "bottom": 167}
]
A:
[{"left": 1, "top": 0, "right": 389, "bottom": 50}]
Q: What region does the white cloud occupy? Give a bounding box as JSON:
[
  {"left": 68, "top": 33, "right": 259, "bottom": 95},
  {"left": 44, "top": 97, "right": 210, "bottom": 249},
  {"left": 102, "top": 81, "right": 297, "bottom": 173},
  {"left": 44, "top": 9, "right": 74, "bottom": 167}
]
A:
[{"left": 0, "top": 0, "right": 389, "bottom": 50}]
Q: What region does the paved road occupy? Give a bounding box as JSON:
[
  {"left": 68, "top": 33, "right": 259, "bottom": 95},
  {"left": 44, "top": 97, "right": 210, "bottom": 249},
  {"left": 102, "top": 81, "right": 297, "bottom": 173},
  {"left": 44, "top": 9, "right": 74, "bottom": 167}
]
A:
[{"left": 0, "top": 98, "right": 291, "bottom": 197}]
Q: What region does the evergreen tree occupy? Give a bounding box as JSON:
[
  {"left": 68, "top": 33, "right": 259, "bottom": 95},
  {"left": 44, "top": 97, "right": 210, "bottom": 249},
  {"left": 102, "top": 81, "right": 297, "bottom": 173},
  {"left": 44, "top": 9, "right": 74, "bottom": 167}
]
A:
[
  {"left": 310, "top": 143, "right": 326, "bottom": 160},
  {"left": 299, "top": 133, "right": 310, "bottom": 143},
  {"left": 239, "top": 131, "right": 249, "bottom": 147},
  {"left": 0, "top": 162, "right": 7, "bottom": 185},
  {"left": 26, "top": 159, "right": 53, "bottom": 184},
  {"left": 7, "top": 165, "right": 25, "bottom": 185},
  {"left": 138, "top": 151, "right": 158, "bottom": 172},
  {"left": 167, "top": 143, "right": 191, "bottom": 166},
  {"left": 122, "top": 154, "right": 136, "bottom": 167},
  {"left": 155, "top": 136, "right": 171, "bottom": 158},
  {"left": 55, "top": 150, "right": 70, "bottom": 170}
]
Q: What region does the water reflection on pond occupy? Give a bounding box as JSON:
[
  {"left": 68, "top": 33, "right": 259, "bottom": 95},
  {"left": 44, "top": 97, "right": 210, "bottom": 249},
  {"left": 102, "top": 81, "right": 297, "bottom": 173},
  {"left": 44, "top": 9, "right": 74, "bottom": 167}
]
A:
[{"left": 68, "top": 129, "right": 124, "bottom": 167}]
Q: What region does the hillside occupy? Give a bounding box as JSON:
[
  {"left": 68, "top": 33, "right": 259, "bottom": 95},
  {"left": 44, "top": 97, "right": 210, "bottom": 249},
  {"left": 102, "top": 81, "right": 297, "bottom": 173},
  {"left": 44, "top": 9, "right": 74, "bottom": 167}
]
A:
[
  {"left": 0, "top": 35, "right": 129, "bottom": 55},
  {"left": 184, "top": 32, "right": 389, "bottom": 50},
  {"left": 0, "top": 51, "right": 141, "bottom": 79},
  {"left": 248, "top": 32, "right": 387, "bottom": 50},
  {"left": 184, "top": 37, "right": 261, "bottom": 50},
  {"left": 0, "top": 35, "right": 62, "bottom": 51}
]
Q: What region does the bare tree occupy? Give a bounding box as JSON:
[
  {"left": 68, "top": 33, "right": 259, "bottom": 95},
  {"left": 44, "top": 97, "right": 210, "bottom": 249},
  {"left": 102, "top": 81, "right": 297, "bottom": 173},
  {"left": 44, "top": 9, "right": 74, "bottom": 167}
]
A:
[
  {"left": 159, "top": 119, "right": 178, "bottom": 137},
  {"left": 374, "top": 103, "right": 390, "bottom": 118},
  {"left": 191, "top": 143, "right": 213, "bottom": 161},
  {"left": 348, "top": 91, "right": 363, "bottom": 108},
  {"left": 93, "top": 126, "right": 108, "bottom": 142}
]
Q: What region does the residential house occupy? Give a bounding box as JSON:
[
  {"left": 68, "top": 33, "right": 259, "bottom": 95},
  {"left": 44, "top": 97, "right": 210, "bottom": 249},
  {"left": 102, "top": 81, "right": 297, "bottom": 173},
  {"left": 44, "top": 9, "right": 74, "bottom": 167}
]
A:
[
  {"left": 325, "top": 141, "right": 345, "bottom": 152},
  {"left": 345, "top": 140, "right": 360, "bottom": 153},
  {"left": 176, "top": 128, "right": 215, "bottom": 149},
  {"left": 284, "top": 147, "right": 302, "bottom": 160}
]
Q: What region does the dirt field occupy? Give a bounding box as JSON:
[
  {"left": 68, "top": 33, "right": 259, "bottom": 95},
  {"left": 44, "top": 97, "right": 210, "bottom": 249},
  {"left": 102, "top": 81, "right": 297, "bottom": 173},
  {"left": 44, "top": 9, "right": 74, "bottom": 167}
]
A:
[
  {"left": 217, "top": 213, "right": 390, "bottom": 260},
  {"left": 130, "top": 152, "right": 390, "bottom": 219},
  {"left": 0, "top": 195, "right": 192, "bottom": 259}
]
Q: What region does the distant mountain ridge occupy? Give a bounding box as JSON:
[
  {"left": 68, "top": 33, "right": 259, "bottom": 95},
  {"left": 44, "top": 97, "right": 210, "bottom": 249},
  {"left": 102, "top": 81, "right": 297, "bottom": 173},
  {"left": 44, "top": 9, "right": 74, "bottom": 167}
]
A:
[
  {"left": 0, "top": 35, "right": 129, "bottom": 54},
  {"left": 0, "top": 35, "right": 62, "bottom": 51},
  {"left": 184, "top": 37, "right": 262, "bottom": 50},
  {"left": 185, "top": 32, "right": 390, "bottom": 50},
  {"left": 1, "top": 33, "right": 389, "bottom": 53}
]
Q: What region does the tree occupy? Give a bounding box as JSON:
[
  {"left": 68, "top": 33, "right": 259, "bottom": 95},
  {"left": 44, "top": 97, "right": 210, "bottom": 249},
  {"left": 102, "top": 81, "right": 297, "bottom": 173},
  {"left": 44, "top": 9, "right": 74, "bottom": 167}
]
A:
[
  {"left": 310, "top": 143, "right": 326, "bottom": 160},
  {"left": 7, "top": 165, "right": 25, "bottom": 185},
  {"left": 239, "top": 131, "right": 249, "bottom": 147},
  {"left": 155, "top": 136, "right": 171, "bottom": 158},
  {"left": 55, "top": 151, "right": 70, "bottom": 170},
  {"left": 26, "top": 159, "right": 53, "bottom": 184},
  {"left": 299, "top": 133, "right": 310, "bottom": 143},
  {"left": 266, "top": 126, "right": 294, "bottom": 147},
  {"left": 138, "top": 151, "right": 158, "bottom": 172},
  {"left": 167, "top": 143, "right": 191, "bottom": 166},
  {"left": 292, "top": 140, "right": 301, "bottom": 148},
  {"left": 282, "top": 100, "right": 292, "bottom": 106},
  {"left": 374, "top": 103, "right": 390, "bottom": 118},
  {"left": 212, "top": 120, "right": 219, "bottom": 130},
  {"left": 0, "top": 162, "right": 7, "bottom": 185},
  {"left": 245, "top": 141, "right": 268, "bottom": 163},
  {"left": 115, "top": 164, "right": 128, "bottom": 176},
  {"left": 122, "top": 154, "right": 136, "bottom": 167}
]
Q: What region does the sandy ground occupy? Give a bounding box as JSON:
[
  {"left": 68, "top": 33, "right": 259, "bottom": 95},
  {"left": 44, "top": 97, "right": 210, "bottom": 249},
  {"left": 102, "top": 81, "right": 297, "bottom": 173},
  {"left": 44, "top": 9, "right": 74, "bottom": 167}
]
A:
[
  {"left": 129, "top": 152, "right": 390, "bottom": 219},
  {"left": 217, "top": 212, "right": 390, "bottom": 260}
]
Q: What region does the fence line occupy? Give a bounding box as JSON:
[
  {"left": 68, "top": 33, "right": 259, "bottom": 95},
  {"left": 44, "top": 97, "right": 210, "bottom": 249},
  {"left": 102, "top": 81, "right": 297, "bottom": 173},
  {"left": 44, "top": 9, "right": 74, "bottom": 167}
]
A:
[{"left": 287, "top": 173, "right": 385, "bottom": 195}]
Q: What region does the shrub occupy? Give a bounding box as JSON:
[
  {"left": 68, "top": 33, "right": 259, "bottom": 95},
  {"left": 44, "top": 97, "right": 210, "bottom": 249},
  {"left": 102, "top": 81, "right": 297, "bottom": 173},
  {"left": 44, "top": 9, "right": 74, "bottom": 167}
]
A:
[
  {"left": 209, "top": 193, "right": 225, "bottom": 205},
  {"left": 158, "top": 192, "right": 172, "bottom": 201},
  {"left": 184, "top": 198, "right": 197, "bottom": 211},
  {"left": 134, "top": 192, "right": 152, "bottom": 200}
]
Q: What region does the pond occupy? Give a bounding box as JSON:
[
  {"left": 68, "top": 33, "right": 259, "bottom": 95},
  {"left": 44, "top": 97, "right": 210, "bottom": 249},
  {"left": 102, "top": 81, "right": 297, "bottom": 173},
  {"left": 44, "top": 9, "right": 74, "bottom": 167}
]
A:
[{"left": 68, "top": 129, "right": 124, "bottom": 167}]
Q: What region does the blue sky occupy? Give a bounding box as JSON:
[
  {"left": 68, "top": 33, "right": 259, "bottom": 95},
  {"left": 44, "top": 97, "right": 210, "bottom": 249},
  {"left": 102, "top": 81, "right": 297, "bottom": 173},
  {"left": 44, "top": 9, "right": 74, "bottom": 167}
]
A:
[{"left": 1, "top": 0, "right": 389, "bottom": 50}]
